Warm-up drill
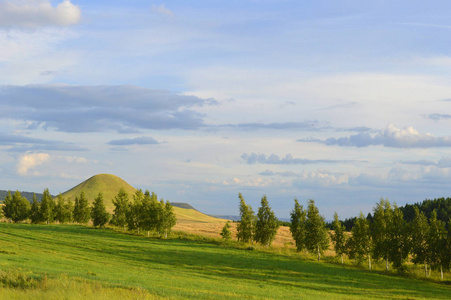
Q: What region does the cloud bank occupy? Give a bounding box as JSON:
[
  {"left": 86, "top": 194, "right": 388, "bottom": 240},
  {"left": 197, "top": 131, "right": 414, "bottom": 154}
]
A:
[
  {"left": 0, "top": 0, "right": 81, "bottom": 28},
  {"left": 0, "top": 84, "right": 213, "bottom": 132},
  {"left": 299, "top": 124, "right": 451, "bottom": 148},
  {"left": 108, "top": 136, "right": 160, "bottom": 146},
  {"left": 241, "top": 153, "right": 355, "bottom": 165}
]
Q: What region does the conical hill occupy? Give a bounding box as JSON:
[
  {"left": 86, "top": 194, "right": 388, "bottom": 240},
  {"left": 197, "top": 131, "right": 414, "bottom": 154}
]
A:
[{"left": 61, "top": 174, "right": 136, "bottom": 210}]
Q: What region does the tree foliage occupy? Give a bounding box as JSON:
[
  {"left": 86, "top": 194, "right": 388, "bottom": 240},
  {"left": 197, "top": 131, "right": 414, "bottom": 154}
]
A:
[
  {"left": 111, "top": 188, "right": 129, "bottom": 229},
  {"left": 4, "top": 191, "right": 30, "bottom": 223},
  {"left": 236, "top": 193, "right": 255, "bottom": 244},
  {"left": 30, "top": 194, "right": 42, "bottom": 224},
  {"left": 73, "top": 191, "right": 91, "bottom": 224},
  {"left": 347, "top": 212, "right": 372, "bottom": 269},
  {"left": 40, "top": 188, "right": 55, "bottom": 224},
  {"left": 91, "top": 193, "right": 110, "bottom": 228},
  {"left": 254, "top": 195, "right": 279, "bottom": 247},
  {"left": 305, "top": 199, "right": 329, "bottom": 261},
  {"left": 220, "top": 221, "right": 232, "bottom": 240},
  {"left": 290, "top": 198, "right": 306, "bottom": 251},
  {"left": 330, "top": 212, "right": 346, "bottom": 263}
]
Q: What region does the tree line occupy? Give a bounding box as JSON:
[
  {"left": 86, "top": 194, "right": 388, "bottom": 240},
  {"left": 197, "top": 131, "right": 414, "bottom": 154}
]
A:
[
  {"left": 340, "top": 197, "right": 451, "bottom": 231},
  {"left": 230, "top": 194, "right": 450, "bottom": 280},
  {"left": 329, "top": 198, "right": 451, "bottom": 280},
  {"left": 1, "top": 188, "right": 176, "bottom": 238}
]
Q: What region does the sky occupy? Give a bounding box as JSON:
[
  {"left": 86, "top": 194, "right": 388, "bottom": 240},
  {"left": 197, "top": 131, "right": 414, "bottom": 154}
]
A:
[{"left": 2, "top": 0, "right": 451, "bottom": 220}]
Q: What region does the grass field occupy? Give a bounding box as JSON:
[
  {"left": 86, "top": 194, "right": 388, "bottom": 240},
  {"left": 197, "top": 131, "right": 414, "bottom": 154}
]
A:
[{"left": 0, "top": 223, "right": 450, "bottom": 299}]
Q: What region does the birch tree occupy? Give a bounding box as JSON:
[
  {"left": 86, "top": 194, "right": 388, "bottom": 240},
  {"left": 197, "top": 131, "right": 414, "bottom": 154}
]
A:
[
  {"left": 305, "top": 199, "right": 329, "bottom": 261},
  {"left": 290, "top": 198, "right": 306, "bottom": 251}
]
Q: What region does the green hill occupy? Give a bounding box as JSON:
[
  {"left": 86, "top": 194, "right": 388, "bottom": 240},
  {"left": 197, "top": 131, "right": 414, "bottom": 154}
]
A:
[
  {"left": 61, "top": 174, "right": 224, "bottom": 223},
  {"left": 60, "top": 174, "right": 136, "bottom": 210}
]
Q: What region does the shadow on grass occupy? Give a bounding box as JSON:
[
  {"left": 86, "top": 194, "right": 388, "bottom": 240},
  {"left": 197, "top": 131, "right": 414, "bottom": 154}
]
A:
[{"left": 0, "top": 223, "right": 450, "bottom": 299}]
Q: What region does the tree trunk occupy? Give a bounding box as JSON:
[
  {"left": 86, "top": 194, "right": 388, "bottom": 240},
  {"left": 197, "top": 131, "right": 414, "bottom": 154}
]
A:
[
  {"left": 368, "top": 254, "right": 372, "bottom": 270},
  {"left": 440, "top": 265, "right": 443, "bottom": 280},
  {"left": 147, "top": 231, "right": 150, "bottom": 237},
  {"left": 341, "top": 255, "right": 344, "bottom": 264},
  {"left": 385, "top": 257, "right": 389, "bottom": 271},
  {"left": 164, "top": 229, "right": 168, "bottom": 239},
  {"left": 317, "top": 245, "right": 321, "bottom": 261},
  {"left": 424, "top": 262, "right": 427, "bottom": 277},
  {"left": 137, "top": 228, "right": 140, "bottom": 234}
]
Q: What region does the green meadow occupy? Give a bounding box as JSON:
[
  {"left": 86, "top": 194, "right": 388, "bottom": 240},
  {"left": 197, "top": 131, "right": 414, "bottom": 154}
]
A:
[{"left": 0, "top": 223, "right": 449, "bottom": 299}]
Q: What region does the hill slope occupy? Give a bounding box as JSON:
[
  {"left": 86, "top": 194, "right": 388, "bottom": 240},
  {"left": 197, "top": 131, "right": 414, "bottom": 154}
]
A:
[
  {"left": 61, "top": 174, "right": 136, "bottom": 209},
  {"left": 61, "top": 174, "right": 224, "bottom": 223}
]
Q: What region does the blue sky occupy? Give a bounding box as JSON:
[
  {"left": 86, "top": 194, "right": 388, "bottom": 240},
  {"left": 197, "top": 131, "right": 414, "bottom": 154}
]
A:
[{"left": 2, "top": 0, "right": 451, "bottom": 219}]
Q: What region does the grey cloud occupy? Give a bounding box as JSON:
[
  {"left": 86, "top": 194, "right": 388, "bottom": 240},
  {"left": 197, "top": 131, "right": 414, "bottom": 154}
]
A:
[
  {"left": 241, "top": 153, "right": 356, "bottom": 165},
  {"left": 259, "top": 170, "right": 299, "bottom": 177},
  {"left": 0, "top": 1, "right": 81, "bottom": 28},
  {"left": 0, "top": 85, "right": 213, "bottom": 133},
  {"left": 108, "top": 136, "right": 160, "bottom": 146},
  {"left": 0, "top": 133, "right": 86, "bottom": 151},
  {"left": 259, "top": 169, "right": 274, "bottom": 176},
  {"left": 426, "top": 113, "right": 451, "bottom": 121},
  {"left": 299, "top": 124, "right": 451, "bottom": 148},
  {"left": 398, "top": 157, "right": 451, "bottom": 168},
  {"left": 224, "top": 121, "right": 327, "bottom": 131}
]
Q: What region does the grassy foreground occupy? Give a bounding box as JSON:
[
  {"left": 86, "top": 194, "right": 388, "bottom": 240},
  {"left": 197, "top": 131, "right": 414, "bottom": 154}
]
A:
[{"left": 0, "top": 224, "right": 450, "bottom": 299}]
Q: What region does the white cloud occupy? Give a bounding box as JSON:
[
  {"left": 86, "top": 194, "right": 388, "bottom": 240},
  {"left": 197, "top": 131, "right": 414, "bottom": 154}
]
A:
[
  {"left": 301, "top": 124, "right": 451, "bottom": 148},
  {"left": 0, "top": 0, "right": 81, "bottom": 28},
  {"left": 151, "top": 4, "right": 174, "bottom": 17},
  {"left": 17, "top": 152, "right": 50, "bottom": 175},
  {"left": 293, "top": 170, "right": 348, "bottom": 187}
]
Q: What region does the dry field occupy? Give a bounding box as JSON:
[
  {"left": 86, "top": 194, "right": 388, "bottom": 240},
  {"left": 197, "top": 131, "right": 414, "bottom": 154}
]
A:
[{"left": 173, "top": 209, "right": 336, "bottom": 255}]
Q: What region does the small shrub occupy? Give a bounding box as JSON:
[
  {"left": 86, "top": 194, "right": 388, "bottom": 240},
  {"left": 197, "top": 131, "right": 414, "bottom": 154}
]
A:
[{"left": 0, "top": 269, "right": 43, "bottom": 289}]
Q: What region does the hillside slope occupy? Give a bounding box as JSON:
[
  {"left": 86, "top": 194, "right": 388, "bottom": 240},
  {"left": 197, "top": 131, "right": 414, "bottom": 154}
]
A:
[
  {"left": 61, "top": 174, "right": 136, "bottom": 209},
  {"left": 61, "top": 174, "right": 224, "bottom": 223}
]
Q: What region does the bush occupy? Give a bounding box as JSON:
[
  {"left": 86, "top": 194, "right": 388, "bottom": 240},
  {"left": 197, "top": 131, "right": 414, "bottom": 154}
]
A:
[{"left": 0, "top": 269, "right": 44, "bottom": 289}]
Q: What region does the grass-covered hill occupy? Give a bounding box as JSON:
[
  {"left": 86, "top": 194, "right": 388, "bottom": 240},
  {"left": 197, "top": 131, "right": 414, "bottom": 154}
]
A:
[
  {"left": 60, "top": 174, "right": 136, "bottom": 209},
  {"left": 59, "top": 173, "right": 224, "bottom": 223}
]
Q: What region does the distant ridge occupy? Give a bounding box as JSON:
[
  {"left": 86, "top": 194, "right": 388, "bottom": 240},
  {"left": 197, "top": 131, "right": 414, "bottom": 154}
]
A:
[
  {"left": 0, "top": 190, "right": 51, "bottom": 203},
  {"left": 169, "top": 202, "right": 198, "bottom": 211}
]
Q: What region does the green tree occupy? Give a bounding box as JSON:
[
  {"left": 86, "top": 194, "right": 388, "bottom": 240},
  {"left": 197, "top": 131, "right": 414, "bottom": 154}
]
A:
[
  {"left": 40, "top": 188, "right": 55, "bottom": 224},
  {"left": 91, "top": 193, "right": 110, "bottom": 228},
  {"left": 305, "top": 199, "right": 329, "bottom": 261},
  {"left": 8, "top": 191, "right": 30, "bottom": 223},
  {"left": 140, "top": 191, "right": 159, "bottom": 236},
  {"left": 159, "top": 200, "right": 176, "bottom": 238},
  {"left": 330, "top": 212, "right": 347, "bottom": 264},
  {"left": 30, "top": 194, "right": 42, "bottom": 224},
  {"left": 2, "top": 191, "right": 13, "bottom": 222},
  {"left": 55, "top": 194, "right": 72, "bottom": 224},
  {"left": 347, "top": 212, "right": 372, "bottom": 269},
  {"left": 126, "top": 190, "right": 144, "bottom": 233},
  {"left": 290, "top": 198, "right": 306, "bottom": 251},
  {"left": 220, "top": 221, "right": 232, "bottom": 240},
  {"left": 111, "top": 188, "right": 129, "bottom": 230},
  {"left": 427, "top": 210, "right": 448, "bottom": 280},
  {"left": 410, "top": 207, "right": 430, "bottom": 277},
  {"left": 73, "top": 191, "right": 91, "bottom": 224},
  {"left": 236, "top": 193, "right": 255, "bottom": 244},
  {"left": 388, "top": 205, "right": 410, "bottom": 271},
  {"left": 254, "top": 195, "right": 279, "bottom": 247},
  {"left": 371, "top": 198, "right": 392, "bottom": 271}
]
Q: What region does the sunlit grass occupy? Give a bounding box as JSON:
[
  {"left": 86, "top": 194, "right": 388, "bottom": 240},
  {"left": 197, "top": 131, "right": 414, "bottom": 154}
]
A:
[{"left": 0, "top": 223, "right": 449, "bottom": 299}]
